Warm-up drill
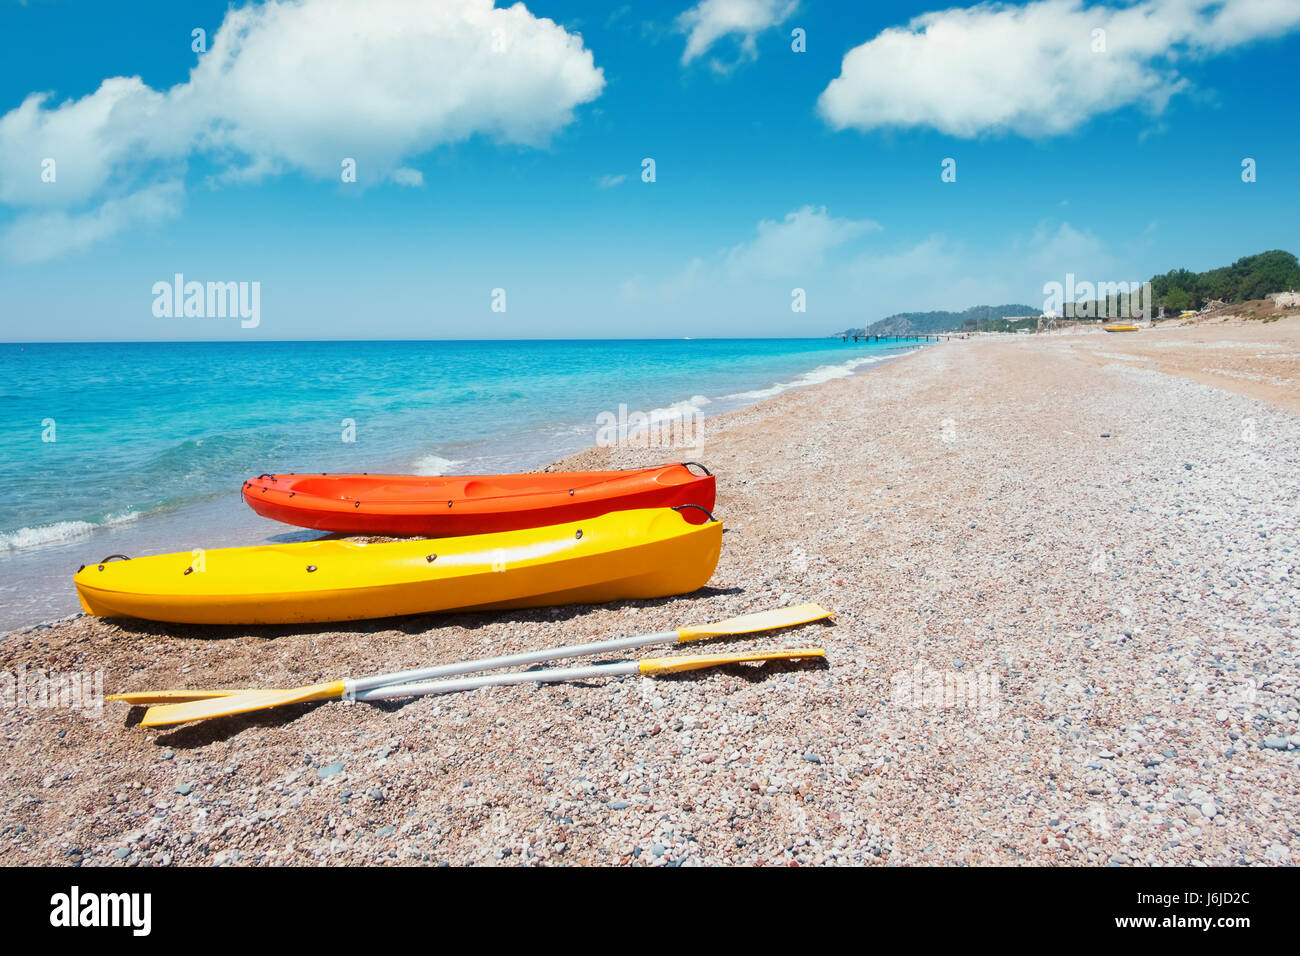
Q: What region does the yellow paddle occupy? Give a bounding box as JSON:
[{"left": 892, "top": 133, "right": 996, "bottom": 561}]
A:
[
  {"left": 139, "top": 647, "right": 827, "bottom": 727},
  {"left": 111, "top": 603, "right": 833, "bottom": 722}
]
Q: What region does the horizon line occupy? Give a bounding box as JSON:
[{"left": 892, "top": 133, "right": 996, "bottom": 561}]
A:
[{"left": 1, "top": 335, "right": 855, "bottom": 346}]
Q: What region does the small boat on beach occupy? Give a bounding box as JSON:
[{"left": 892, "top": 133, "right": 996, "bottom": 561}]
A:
[
  {"left": 74, "top": 507, "right": 722, "bottom": 626},
  {"left": 242, "top": 463, "right": 715, "bottom": 537},
  {"left": 1102, "top": 323, "right": 1139, "bottom": 333}
]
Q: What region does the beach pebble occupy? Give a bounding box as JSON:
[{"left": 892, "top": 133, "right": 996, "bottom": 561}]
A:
[{"left": 6, "top": 331, "right": 1300, "bottom": 868}]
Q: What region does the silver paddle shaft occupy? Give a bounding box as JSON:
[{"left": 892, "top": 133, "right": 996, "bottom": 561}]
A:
[
  {"left": 349, "top": 629, "right": 676, "bottom": 694},
  {"left": 349, "top": 659, "right": 643, "bottom": 701}
]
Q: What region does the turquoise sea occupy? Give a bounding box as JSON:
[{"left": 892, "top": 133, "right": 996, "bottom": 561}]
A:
[{"left": 0, "top": 338, "right": 923, "bottom": 629}]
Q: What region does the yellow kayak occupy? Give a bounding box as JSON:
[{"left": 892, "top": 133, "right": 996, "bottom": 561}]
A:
[
  {"left": 1102, "top": 323, "right": 1139, "bottom": 332},
  {"left": 74, "top": 507, "right": 721, "bottom": 626}
]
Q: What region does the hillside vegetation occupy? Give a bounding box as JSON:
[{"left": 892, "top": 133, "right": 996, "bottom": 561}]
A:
[
  {"left": 1150, "top": 250, "right": 1300, "bottom": 312},
  {"left": 834, "top": 250, "right": 1299, "bottom": 334},
  {"left": 836, "top": 304, "right": 1040, "bottom": 337}
]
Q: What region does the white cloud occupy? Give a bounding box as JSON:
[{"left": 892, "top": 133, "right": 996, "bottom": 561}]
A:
[
  {"left": 617, "top": 274, "right": 645, "bottom": 303},
  {"left": 677, "top": 0, "right": 797, "bottom": 66},
  {"left": 597, "top": 173, "right": 627, "bottom": 188},
  {"left": 619, "top": 211, "right": 1162, "bottom": 331},
  {"left": 0, "top": 79, "right": 181, "bottom": 208},
  {"left": 722, "top": 205, "right": 880, "bottom": 280},
  {"left": 391, "top": 167, "right": 425, "bottom": 188},
  {"left": 0, "top": 180, "right": 183, "bottom": 264},
  {"left": 185, "top": 0, "right": 603, "bottom": 176},
  {"left": 655, "top": 205, "right": 877, "bottom": 300},
  {"left": 842, "top": 221, "right": 1154, "bottom": 314},
  {"left": 818, "top": 0, "right": 1300, "bottom": 138},
  {"left": 1018, "top": 221, "right": 1120, "bottom": 279},
  {"left": 662, "top": 256, "right": 707, "bottom": 302},
  {"left": 0, "top": 0, "right": 604, "bottom": 260}
]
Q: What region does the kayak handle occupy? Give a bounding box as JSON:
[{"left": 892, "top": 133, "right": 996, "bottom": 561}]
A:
[
  {"left": 672, "top": 504, "right": 718, "bottom": 523},
  {"left": 680, "top": 461, "right": 712, "bottom": 476},
  {"left": 80, "top": 553, "right": 131, "bottom": 573}
]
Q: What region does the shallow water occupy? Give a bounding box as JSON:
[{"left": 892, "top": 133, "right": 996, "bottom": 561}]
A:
[{"left": 0, "top": 337, "right": 925, "bottom": 630}]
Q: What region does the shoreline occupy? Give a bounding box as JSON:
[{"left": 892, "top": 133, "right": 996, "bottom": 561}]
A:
[
  {"left": 0, "top": 341, "right": 926, "bottom": 634},
  {"left": 2, "top": 319, "right": 1297, "bottom": 866}
]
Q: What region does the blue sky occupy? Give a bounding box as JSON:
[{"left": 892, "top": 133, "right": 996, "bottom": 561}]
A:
[{"left": 1, "top": 0, "right": 1297, "bottom": 341}]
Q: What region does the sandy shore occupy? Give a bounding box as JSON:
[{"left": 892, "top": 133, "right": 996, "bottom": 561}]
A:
[{"left": 2, "top": 318, "right": 1298, "bottom": 866}]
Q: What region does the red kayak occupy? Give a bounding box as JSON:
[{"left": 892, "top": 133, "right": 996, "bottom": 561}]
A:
[{"left": 242, "top": 462, "right": 716, "bottom": 537}]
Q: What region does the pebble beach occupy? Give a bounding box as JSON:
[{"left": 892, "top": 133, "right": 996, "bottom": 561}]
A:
[{"left": 2, "top": 318, "right": 1298, "bottom": 867}]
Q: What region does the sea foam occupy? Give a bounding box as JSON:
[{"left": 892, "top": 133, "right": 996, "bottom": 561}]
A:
[
  {"left": 722, "top": 355, "right": 897, "bottom": 401},
  {"left": 411, "top": 455, "right": 466, "bottom": 476},
  {"left": 0, "top": 511, "right": 139, "bottom": 552}
]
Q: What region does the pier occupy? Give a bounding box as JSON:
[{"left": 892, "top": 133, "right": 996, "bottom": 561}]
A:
[{"left": 839, "top": 333, "right": 950, "bottom": 343}]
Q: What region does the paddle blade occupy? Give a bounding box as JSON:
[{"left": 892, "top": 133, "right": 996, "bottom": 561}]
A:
[
  {"left": 677, "top": 603, "right": 833, "bottom": 642},
  {"left": 139, "top": 680, "right": 347, "bottom": 727},
  {"left": 110, "top": 689, "right": 249, "bottom": 706},
  {"left": 639, "top": 646, "right": 825, "bottom": 676}
]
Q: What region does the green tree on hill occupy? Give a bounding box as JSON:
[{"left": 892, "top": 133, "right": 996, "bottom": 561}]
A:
[
  {"left": 831, "top": 251, "right": 1297, "bottom": 335},
  {"left": 1163, "top": 287, "right": 1191, "bottom": 312},
  {"left": 1151, "top": 250, "right": 1299, "bottom": 311}
]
